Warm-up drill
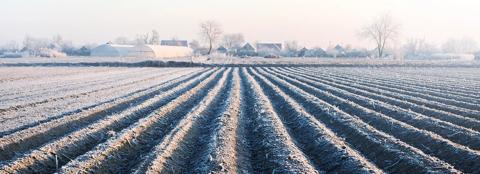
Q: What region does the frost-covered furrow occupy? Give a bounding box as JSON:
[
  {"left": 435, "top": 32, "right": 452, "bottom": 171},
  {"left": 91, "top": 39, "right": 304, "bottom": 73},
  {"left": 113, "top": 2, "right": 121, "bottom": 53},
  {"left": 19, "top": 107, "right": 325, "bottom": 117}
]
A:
[
  {"left": 309, "top": 67, "right": 480, "bottom": 101},
  {"left": 0, "top": 68, "right": 146, "bottom": 99},
  {"left": 0, "top": 68, "right": 176, "bottom": 108},
  {"left": 225, "top": 67, "right": 320, "bottom": 174},
  {"left": 0, "top": 68, "right": 213, "bottom": 162},
  {"left": 387, "top": 67, "right": 480, "bottom": 87},
  {"left": 306, "top": 69, "right": 480, "bottom": 121},
  {"left": 299, "top": 67, "right": 480, "bottom": 101},
  {"left": 0, "top": 67, "right": 114, "bottom": 84},
  {"left": 321, "top": 68, "right": 480, "bottom": 110},
  {"left": 248, "top": 68, "right": 382, "bottom": 173},
  {"left": 0, "top": 68, "right": 223, "bottom": 173},
  {"left": 0, "top": 69, "right": 202, "bottom": 133},
  {"left": 192, "top": 68, "right": 253, "bottom": 174},
  {"left": 252, "top": 68, "right": 457, "bottom": 173},
  {"left": 279, "top": 67, "right": 480, "bottom": 130},
  {"left": 350, "top": 67, "right": 480, "bottom": 92},
  {"left": 294, "top": 67, "right": 480, "bottom": 112},
  {"left": 58, "top": 68, "right": 227, "bottom": 174},
  {"left": 265, "top": 68, "right": 480, "bottom": 173},
  {"left": 272, "top": 67, "right": 480, "bottom": 151},
  {"left": 0, "top": 68, "right": 203, "bottom": 136},
  {"left": 297, "top": 67, "right": 480, "bottom": 107},
  {"left": 131, "top": 69, "right": 232, "bottom": 174}
]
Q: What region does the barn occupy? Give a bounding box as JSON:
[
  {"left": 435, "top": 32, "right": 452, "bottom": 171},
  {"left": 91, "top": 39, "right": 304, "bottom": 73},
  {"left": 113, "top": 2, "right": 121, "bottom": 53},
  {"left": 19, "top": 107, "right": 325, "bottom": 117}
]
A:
[
  {"left": 128, "top": 45, "right": 192, "bottom": 58},
  {"left": 90, "top": 44, "right": 133, "bottom": 57}
]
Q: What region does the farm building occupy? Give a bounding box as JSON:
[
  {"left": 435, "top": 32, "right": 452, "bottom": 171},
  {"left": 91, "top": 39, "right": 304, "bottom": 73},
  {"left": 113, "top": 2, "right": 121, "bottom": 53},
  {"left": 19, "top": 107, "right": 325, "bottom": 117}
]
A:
[
  {"left": 91, "top": 44, "right": 133, "bottom": 57},
  {"left": 161, "top": 40, "right": 189, "bottom": 47},
  {"left": 256, "top": 43, "right": 282, "bottom": 57},
  {"left": 305, "top": 48, "right": 328, "bottom": 57},
  {"left": 236, "top": 43, "right": 257, "bottom": 57},
  {"left": 216, "top": 46, "right": 228, "bottom": 54},
  {"left": 128, "top": 45, "right": 193, "bottom": 58},
  {"left": 298, "top": 47, "right": 309, "bottom": 57}
]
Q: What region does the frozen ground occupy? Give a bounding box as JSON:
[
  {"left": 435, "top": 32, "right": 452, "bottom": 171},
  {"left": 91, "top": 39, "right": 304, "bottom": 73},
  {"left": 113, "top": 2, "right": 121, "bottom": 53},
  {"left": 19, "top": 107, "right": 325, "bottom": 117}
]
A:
[
  {"left": 1, "top": 56, "right": 479, "bottom": 67},
  {"left": 0, "top": 65, "right": 479, "bottom": 173}
]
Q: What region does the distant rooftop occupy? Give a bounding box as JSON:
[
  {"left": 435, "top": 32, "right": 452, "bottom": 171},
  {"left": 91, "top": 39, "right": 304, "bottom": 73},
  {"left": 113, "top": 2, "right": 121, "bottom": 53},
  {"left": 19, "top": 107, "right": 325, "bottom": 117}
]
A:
[
  {"left": 161, "top": 40, "right": 188, "bottom": 47},
  {"left": 257, "top": 43, "right": 282, "bottom": 51}
]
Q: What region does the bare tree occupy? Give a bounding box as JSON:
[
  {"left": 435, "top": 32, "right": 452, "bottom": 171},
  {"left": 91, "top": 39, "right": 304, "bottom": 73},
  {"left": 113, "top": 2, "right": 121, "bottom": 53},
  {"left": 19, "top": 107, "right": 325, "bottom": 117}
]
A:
[
  {"left": 284, "top": 40, "right": 299, "bottom": 57},
  {"left": 221, "top": 33, "right": 245, "bottom": 49},
  {"left": 442, "top": 37, "right": 478, "bottom": 53},
  {"left": 189, "top": 39, "right": 201, "bottom": 50},
  {"left": 199, "top": 20, "right": 222, "bottom": 54},
  {"left": 114, "top": 37, "right": 130, "bottom": 44},
  {"left": 135, "top": 33, "right": 150, "bottom": 45},
  {"left": 403, "top": 38, "right": 438, "bottom": 58},
  {"left": 360, "top": 14, "right": 400, "bottom": 58},
  {"left": 150, "top": 30, "right": 160, "bottom": 45}
]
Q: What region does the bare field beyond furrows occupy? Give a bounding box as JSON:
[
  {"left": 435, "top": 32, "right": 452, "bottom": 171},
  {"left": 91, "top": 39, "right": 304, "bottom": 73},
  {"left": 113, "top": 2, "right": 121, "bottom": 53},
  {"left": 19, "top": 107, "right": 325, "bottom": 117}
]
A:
[{"left": 0, "top": 66, "right": 480, "bottom": 174}]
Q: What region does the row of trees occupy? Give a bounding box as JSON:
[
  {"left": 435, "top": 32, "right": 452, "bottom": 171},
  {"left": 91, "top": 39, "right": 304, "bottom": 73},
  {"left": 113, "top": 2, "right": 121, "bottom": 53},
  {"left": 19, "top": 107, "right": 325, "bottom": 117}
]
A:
[
  {"left": 1, "top": 35, "right": 92, "bottom": 57},
  {"left": 113, "top": 30, "right": 161, "bottom": 45},
  {"left": 2, "top": 16, "right": 478, "bottom": 58},
  {"left": 360, "top": 14, "right": 478, "bottom": 59}
]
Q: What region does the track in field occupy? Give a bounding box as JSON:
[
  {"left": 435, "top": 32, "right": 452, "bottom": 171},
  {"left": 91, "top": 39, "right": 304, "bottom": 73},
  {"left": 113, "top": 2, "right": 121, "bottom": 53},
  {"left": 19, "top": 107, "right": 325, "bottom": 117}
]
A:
[{"left": 0, "top": 66, "right": 479, "bottom": 173}]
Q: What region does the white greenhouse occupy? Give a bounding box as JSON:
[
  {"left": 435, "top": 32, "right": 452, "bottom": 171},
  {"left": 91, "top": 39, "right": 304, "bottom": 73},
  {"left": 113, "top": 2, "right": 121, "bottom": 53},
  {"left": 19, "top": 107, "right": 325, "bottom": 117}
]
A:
[
  {"left": 128, "top": 45, "right": 192, "bottom": 58},
  {"left": 91, "top": 44, "right": 192, "bottom": 58},
  {"left": 90, "top": 44, "right": 134, "bottom": 57}
]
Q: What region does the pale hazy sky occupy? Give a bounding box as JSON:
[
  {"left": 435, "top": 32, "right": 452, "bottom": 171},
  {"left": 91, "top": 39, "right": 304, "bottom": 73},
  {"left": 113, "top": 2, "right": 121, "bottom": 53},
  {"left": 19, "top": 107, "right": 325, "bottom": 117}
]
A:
[{"left": 1, "top": 0, "right": 479, "bottom": 48}]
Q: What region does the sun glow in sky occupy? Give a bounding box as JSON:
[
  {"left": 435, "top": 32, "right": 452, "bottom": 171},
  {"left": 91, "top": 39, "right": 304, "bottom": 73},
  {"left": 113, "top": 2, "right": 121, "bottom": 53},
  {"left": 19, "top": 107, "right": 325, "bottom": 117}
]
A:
[{"left": 1, "top": 0, "right": 479, "bottom": 48}]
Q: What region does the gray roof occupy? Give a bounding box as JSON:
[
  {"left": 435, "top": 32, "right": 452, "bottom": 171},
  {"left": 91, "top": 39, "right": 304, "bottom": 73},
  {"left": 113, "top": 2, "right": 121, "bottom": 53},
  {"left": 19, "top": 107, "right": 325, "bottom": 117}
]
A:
[
  {"left": 334, "top": 44, "right": 345, "bottom": 52},
  {"left": 241, "top": 43, "right": 256, "bottom": 51},
  {"left": 257, "top": 43, "right": 282, "bottom": 52},
  {"left": 161, "top": 40, "right": 188, "bottom": 47},
  {"left": 217, "top": 46, "right": 228, "bottom": 53}
]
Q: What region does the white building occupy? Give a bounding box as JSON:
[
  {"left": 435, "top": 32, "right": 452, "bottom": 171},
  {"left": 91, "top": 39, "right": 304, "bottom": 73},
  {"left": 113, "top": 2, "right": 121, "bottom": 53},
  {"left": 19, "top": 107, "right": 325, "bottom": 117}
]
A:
[
  {"left": 91, "top": 44, "right": 192, "bottom": 58},
  {"left": 90, "top": 44, "right": 134, "bottom": 57},
  {"left": 128, "top": 45, "right": 192, "bottom": 58}
]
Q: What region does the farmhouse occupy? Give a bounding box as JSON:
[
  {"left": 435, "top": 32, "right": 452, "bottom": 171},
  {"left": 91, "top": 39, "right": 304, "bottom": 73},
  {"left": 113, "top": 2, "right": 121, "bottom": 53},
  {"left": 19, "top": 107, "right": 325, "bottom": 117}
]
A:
[
  {"left": 298, "top": 47, "right": 309, "bottom": 57},
  {"left": 91, "top": 44, "right": 133, "bottom": 57},
  {"left": 256, "top": 43, "right": 282, "bottom": 57},
  {"left": 161, "top": 40, "right": 189, "bottom": 47},
  {"left": 236, "top": 43, "right": 257, "bottom": 57},
  {"left": 216, "top": 46, "right": 228, "bottom": 54},
  {"left": 128, "top": 45, "right": 192, "bottom": 58},
  {"left": 305, "top": 48, "right": 327, "bottom": 57}
]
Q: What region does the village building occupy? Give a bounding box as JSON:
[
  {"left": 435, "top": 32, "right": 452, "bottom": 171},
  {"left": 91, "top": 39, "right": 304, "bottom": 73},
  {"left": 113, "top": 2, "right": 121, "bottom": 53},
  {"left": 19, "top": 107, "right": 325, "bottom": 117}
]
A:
[
  {"left": 256, "top": 43, "right": 282, "bottom": 57},
  {"left": 305, "top": 48, "right": 327, "bottom": 57},
  {"left": 91, "top": 43, "right": 192, "bottom": 58},
  {"left": 90, "top": 43, "right": 134, "bottom": 57},
  {"left": 128, "top": 44, "right": 192, "bottom": 58},
  {"left": 160, "top": 40, "right": 189, "bottom": 47},
  {"left": 216, "top": 46, "right": 228, "bottom": 54},
  {"left": 298, "top": 47, "right": 309, "bottom": 57},
  {"left": 236, "top": 43, "right": 257, "bottom": 57}
]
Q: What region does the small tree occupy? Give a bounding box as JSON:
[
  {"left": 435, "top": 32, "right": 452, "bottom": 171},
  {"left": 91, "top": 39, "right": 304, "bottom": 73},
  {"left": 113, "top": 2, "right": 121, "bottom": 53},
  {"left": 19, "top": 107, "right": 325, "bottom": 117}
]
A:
[
  {"left": 199, "top": 20, "right": 222, "bottom": 55},
  {"left": 360, "top": 14, "right": 400, "bottom": 58}
]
